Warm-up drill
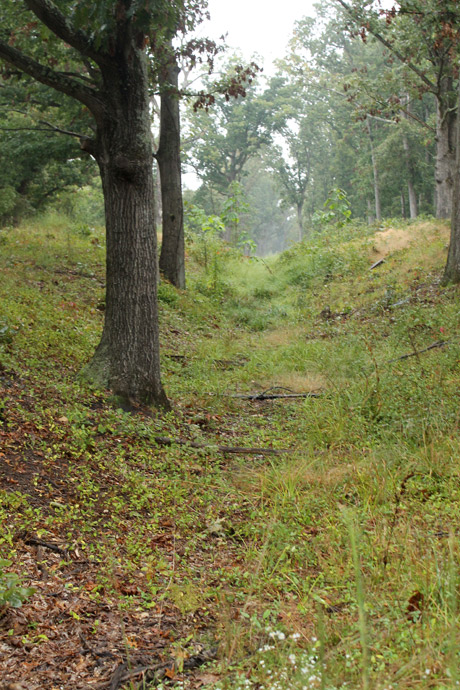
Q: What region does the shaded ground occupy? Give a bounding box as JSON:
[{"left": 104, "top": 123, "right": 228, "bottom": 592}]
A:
[{"left": 0, "top": 371, "right": 225, "bottom": 690}]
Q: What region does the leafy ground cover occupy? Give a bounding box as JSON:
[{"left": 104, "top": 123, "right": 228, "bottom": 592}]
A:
[{"left": 0, "top": 214, "right": 459, "bottom": 689}]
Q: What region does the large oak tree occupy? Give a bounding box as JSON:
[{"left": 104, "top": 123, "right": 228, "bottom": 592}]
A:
[{"left": 0, "top": 0, "right": 199, "bottom": 406}]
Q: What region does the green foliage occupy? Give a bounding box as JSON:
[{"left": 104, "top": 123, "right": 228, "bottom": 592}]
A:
[
  {"left": 158, "top": 280, "right": 180, "bottom": 306},
  {"left": 184, "top": 202, "right": 230, "bottom": 295},
  {"left": 221, "top": 181, "right": 250, "bottom": 246},
  {"left": 0, "top": 319, "right": 18, "bottom": 344},
  {"left": 0, "top": 186, "right": 18, "bottom": 223},
  {"left": 276, "top": 225, "right": 368, "bottom": 291},
  {"left": 0, "top": 559, "right": 35, "bottom": 610},
  {"left": 0, "top": 208, "right": 458, "bottom": 687},
  {"left": 312, "top": 187, "right": 352, "bottom": 229}
]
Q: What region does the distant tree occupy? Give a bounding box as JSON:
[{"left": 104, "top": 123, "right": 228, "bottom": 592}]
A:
[
  {"left": 242, "top": 157, "right": 295, "bottom": 254},
  {"left": 285, "top": 11, "right": 435, "bottom": 222},
  {"left": 185, "top": 67, "right": 271, "bottom": 198},
  {"left": 334, "top": 0, "right": 459, "bottom": 218},
  {"left": 264, "top": 69, "right": 335, "bottom": 238}
]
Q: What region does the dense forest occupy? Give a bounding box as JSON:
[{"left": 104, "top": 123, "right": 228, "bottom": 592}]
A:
[{"left": 0, "top": 1, "right": 460, "bottom": 689}]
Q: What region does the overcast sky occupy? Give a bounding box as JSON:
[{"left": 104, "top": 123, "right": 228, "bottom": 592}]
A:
[
  {"left": 200, "top": 0, "right": 319, "bottom": 72},
  {"left": 182, "top": 1, "right": 319, "bottom": 188}
]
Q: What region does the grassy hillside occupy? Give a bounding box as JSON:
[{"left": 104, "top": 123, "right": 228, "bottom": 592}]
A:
[{"left": 0, "top": 214, "right": 459, "bottom": 690}]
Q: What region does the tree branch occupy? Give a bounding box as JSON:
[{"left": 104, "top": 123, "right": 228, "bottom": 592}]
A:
[
  {"left": 24, "top": 0, "right": 104, "bottom": 64},
  {"left": 0, "top": 39, "right": 102, "bottom": 115},
  {"left": 333, "top": 0, "right": 436, "bottom": 92}
]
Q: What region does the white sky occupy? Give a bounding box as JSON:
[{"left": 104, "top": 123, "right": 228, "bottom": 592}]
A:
[{"left": 200, "top": 0, "right": 319, "bottom": 72}]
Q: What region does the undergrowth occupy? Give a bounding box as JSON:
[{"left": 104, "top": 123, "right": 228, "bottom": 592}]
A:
[{"left": 0, "top": 215, "right": 459, "bottom": 689}]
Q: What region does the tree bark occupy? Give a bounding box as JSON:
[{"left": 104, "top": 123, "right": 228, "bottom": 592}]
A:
[
  {"left": 296, "top": 202, "right": 304, "bottom": 241},
  {"left": 401, "top": 96, "right": 418, "bottom": 219},
  {"left": 435, "top": 76, "right": 457, "bottom": 219},
  {"left": 0, "top": 3, "right": 170, "bottom": 408},
  {"left": 442, "top": 78, "right": 460, "bottom": 284},
  {"left": 367, "top": 198, "right": 374, "bottom": 225},
  {"left": 400, "top": 190, "right": 406, "bottom": 219},
  {"left": 83, "top": 47, "right": 169, "bottom": 407},
  {"left": 366, "top": 116, "right": 381, "bottom": 221},
  {"left": 157, "top": 50, "right": 185, "bottom": 289}
]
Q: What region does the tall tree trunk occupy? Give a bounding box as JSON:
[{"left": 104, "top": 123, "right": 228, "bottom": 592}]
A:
[
  {"left": 296, "top": 202, "right": 303, "bottom": 241},
  {"left": 407, "top": 179, "right": 418, "bottom": 219},
  {"left": 366, "top": 116, "right": 381, "bottom": 221},
  {"left": 401, "top": 94, "right": 418, "bottom": 219},
  {"left": 157, "top": 49, "right": 185, "bottom": 289},
  {"left": 367, "top": 198, "right": 374, "bottom": 225},
  {"left": 153, "top": 162, "right": 162, "bottom": 231},
  {"left": 400, "top": 190, "right": 406, "bottom": 219},
  {"left": 442, "top": 79, "right": 460, "bottom": 284},
  {"left": 83, "top": 46, "right": 169, "bottom": 407},
  {"left": 435, "top": 76, "right": 457, "bottom": 219}
]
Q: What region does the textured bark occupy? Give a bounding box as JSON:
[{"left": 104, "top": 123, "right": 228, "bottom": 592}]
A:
[
  {"left": 84, "top": 47, "right": 169, "bottom": 407},
  {"left": 0, "top": 2, "right": 169, "bottom": 407},
  {"left": 367, "top": 198, "right": 374, "bottom": 225},
  {"left": 400, "top": 191, "right": 406, "bottom": 219},
  {"left": 296, "top": 203, "right": 304, "bottom": 241},
  {"left": 367, "top": 116, "right": 381, "bottom": 221},
  {"left": 442, "top": 80, "right": 460, "bottom": 284},
  {"left": 157, "top": 52, "right": 185, "bottom": 289},
  {"left": 407, "top": 179, "right": 418, "bottom": 219},
  {"left": 435, "top": 76, "right": 457, "bottom": 219},
  {"left": 402, "top": 97, "right": 418, "bottom": 219}
]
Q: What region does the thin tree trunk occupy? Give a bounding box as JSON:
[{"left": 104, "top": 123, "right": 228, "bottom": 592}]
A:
[
  {"left": 297, "top": 202, "right": 303, "bottom": 241},
  {"left": 407, "top": 179, "right": 418, "bottom": 218},
  {"left": 400, "top": 191, "right": 406, "bottom": 219},
  {"left": 435, "top": 76, "right": 457, "bottom": 219},
  {"left": 153, "top": 162, "right": 162, "bottom": 231},
  {"left": 366, "top": 116, "right": 381, "bottom": 221},
  {"left": 442, "top": 79, "right": 460, "bottom": 284},
  {"left": 367, "top": 199, "right": 374, "bottom": 225},
  {"left": 401, "top": 94, "right": 418, "bottom": 219},
  {"left": 157, "top": 48, "right": 185, "bottom": 289}
]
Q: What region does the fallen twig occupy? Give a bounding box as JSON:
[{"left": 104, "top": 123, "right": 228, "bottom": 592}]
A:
[
  {"left": 387, "top": 339, "right": 450, "bottom": 363},
  {"left": 234, "top": 392, "right": 321, "bottom": 401},
  {"left": 108, "top": 662, "right": 128, "bottom": 690},
  {"left": 153, "top": 435, "right": 291, "bottom": 455},
  {"left": 232, "top": 386, "right": 322, "bottom": 401},
  {"left": 370, "top": 258, "right": 385, "bottom": 270},
  {"left": 109, "top": 648, "right": 218, "bottom": 690},
  {"left": 20, "top": 534, "right": 68, "bottom": 556}
]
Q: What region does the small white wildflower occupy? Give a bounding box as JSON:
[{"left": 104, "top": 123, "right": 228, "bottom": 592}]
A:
[
  {"left": 277, "top": 631, "right": 286, "bottom": 640},
  {"left": 259, "top": 659, "right": 265, "bottom": 666},
  {"left": 289, "top": 654, "right": 297, "bottom": 664},
  {"left": 425, "top": 669, "right": 431, "bottom": 676},
  {"left": 291, "top": 632, "right": 301, "bottom": 640}
]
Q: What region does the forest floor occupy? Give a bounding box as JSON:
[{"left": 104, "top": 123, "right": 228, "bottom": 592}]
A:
[{"left": 0, "top": 215, "right": 459, "bottom": 690}]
